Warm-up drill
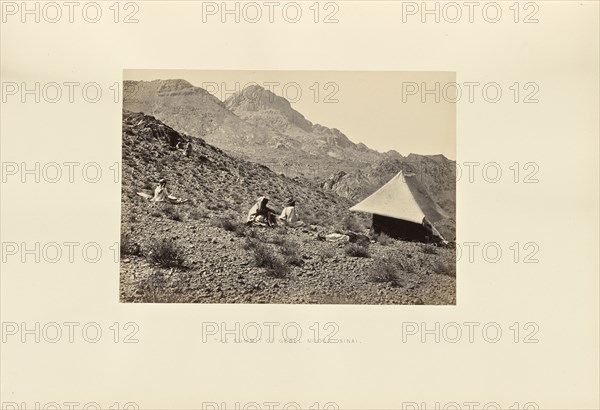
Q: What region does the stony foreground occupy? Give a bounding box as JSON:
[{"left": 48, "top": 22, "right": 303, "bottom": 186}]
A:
[{"left": 120, "top": 201, "right": 456, "bottom": 305}]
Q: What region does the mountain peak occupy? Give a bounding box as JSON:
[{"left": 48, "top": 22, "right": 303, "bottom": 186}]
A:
[{"left": 225, "top": 85, "right": 314, "bottom": 132}]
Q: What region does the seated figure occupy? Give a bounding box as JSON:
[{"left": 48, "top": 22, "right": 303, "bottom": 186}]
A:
[
  {"left": 278, "top": 198, "right": 298, "bottom": 225},
  {"left": 246, "top": 196, "right": 278, "bottom": 227}
]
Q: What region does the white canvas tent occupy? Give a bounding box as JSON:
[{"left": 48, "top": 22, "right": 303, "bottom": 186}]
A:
[{"left": 349, "top": 171, "right": 448, "bottom": 224}]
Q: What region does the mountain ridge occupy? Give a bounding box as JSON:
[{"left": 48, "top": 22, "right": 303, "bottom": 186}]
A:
[{"left": 123, "top": 79, "right": 416, "bottom": 176}]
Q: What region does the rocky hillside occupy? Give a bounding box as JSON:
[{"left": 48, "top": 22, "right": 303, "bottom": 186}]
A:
[
  {"left": 120, "top": 111, "right": 456, "bottom": 304},
  {"left": 123, "top": 79, "right": 258, "bottom": 149},
  {"left": 120, "top": 110, "right": 353, "bottom": 223},
  {"left": 224, "top": 84, "right": 381, "bottom": 163},
  {"left": 124, "top": 80, "right": 382, "bottom": 176}
]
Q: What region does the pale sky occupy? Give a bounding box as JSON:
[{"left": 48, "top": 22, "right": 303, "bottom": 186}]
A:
[{"left": 124, "top": 70, "right": 456, "bottom": 160}]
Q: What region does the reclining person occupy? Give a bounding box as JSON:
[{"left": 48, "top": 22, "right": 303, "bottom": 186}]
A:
[
  {"left": 151, "top": 179, "right": 185, "bottom": 203},
  {"left": 278, "top": 198, "right": 298, "bottom": 225},
  {"left": 246, "top": 197, "right": 278, "bottom": 227}
]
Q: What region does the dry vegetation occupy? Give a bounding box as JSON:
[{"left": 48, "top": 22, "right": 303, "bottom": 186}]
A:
[{"left": 120, "top": 111, "right": 456, "bottom": 304}]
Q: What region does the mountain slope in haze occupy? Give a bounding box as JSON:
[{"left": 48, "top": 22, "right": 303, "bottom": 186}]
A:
[
  {"left": 224, "top": 84, "right": 375, "bottom": 157},
  {"left": 123, "top": 79, "right": 265, "bottom": 150},
  {"left": 123, "top": 80, "right": 384, "bottom": 175},
  {"left": 120, "top": 111, "right": 456, "bottom": 305}
]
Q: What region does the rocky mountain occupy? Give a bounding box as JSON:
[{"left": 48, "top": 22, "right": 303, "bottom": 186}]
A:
[
  {"left": 224, "top": 84, "right": 369, "bottom": 154},
  {"left": 120, "top": 111, "right": 456, "bottom": 304},
  {"left": 123, "top": 80, "right": 383, "bottom": 176},
  {"left": 122, "top": 78, "right": 455, "bottom": 237},
  {"left": 123, "top": 79, "right": 258, "bottom": 149},
  {"left": 121, "top": 109, "right": 352, "bottom": 221}
]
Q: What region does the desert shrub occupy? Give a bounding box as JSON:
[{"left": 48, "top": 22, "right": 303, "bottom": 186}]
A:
[
  {"left": 163, "top": 204, "right": 182, "bottom": 221},
  {"left": 135, "top": 270, "right": 194, "bottom": 303},
  {"left": 354, "top": 235, "right": 371, "bottom": 247},
  {"left": 280, "top": 241, "right": 303, "bottom": 267},
  {"left": 342, "top": 215, "right": 362, "bottom": 232},
  {"left": 421, "top": 244, "right": 438, "bottom": 255},
  {"left": 245, "top": 228, "right": 258, "bottom": 239},
  {"left": 210, "top": 215, "right": 241, "bottom": 233},
  {"left": 435, "top": 258, "right": 456, "bottom": 277},
  {"left": 320, "top": 215, "right": 337, "bottom": 229},
  {"left": 375, "top": 233, "right": 394, "bottom": 246},
  {"left": 369, "top": 257, "right": 405, "bottom": 287},
  {"left": 252, "top": 242, "right": 289, "bottom": 278},
  {"left": 234, "top": 224, "right": 250, "bottom": 237},
  {"left": 270, "top": 233, "right": 287, "bottom": 246},
  {"left": 302, "top": 213, "right": 319, "bottom": 226},
  {"left": 189, "top": 206, "right": 209, "bottom": 220},
  {"left": 147, "top": 238, "right": 185, "bottom": 268},
  {"left": 138, "top": 270, "right": 165, "bottom": 303},
  {"left": 274, "top": 226, "right": 288, "bottom": 236},
  {"left": 321, "top": 247, "right": 335, "bottom": 259},
  {"left": 243, "top": 237, "right": 261, "bottom": 250},
  {"left": 120, "top": 232, "right": 140, "bottom": 256},
  {"left": 344, "top": 243, "right": 371, "bottom": 258}
]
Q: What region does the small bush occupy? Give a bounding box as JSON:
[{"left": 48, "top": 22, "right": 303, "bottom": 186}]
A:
[
  {"left": 344, "top": 243, "right": 371, "bottom": 258},
  {"left": 342, "top": 215, "right": 362, "bottom": 232},
  {"left": 120, "top": 232, "right": 141, "bottom": 256},
  {"left": 421, "top": 244, "right": 438, "bottom": 255},
  {"left": 303, "top": 213, "right": 319, "bottom": 227},
  {"left": 376, "top": 233, "right": 394, "bottom": 246},
  {"left": 232, "top": 224, "right": 249, "bottom": 237},
  {"left": 147, "top": 238, "right": 185, "bottom": 268},
  {"left": 252, "top": 242, "right": 289, "bottom": 278},
  {"left": 189, "top": 206, "right": 209, "bottom": 220},
  {"left": 243, "top": 237, "right": 260, "bottom": 250},
  {"left": 354, "top": 235, "right": 371, "bottom": 247},
  {"left": 280, "top": 241, "right": 303, "bottom": 267},
  {"left": 322, "top": 248, "right": 335, "bottom": 259},
  {"left": 270, "top": 233, "right": 286, "bottom": 246},
  {"left": 163, "top": 205, "right": 182, "bottom": 221},
  {"left": 210, "top": 215, "right": 241, "bottom": 233},
  {"left": 435, "top": 259, "right": 455, "bottom": 277},
  {"left": 370, "top": 257, "right": 405, "bottom": 287},
  {"left": 274, "top": 226, "right": 288, "bottom": 236}
]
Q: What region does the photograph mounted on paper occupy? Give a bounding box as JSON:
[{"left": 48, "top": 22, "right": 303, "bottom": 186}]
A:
[{"left": 119, "top": 70, "right": 456, "bottom": 304}]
